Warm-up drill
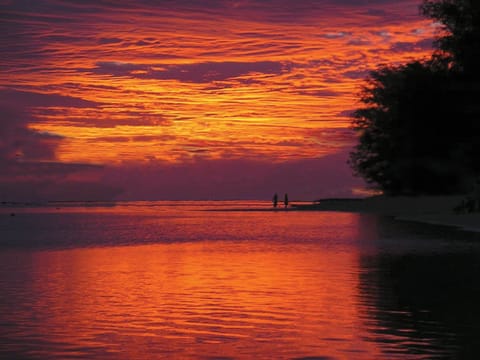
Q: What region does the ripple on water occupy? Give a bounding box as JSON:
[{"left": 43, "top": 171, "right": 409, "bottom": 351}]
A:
[{"left": 1, "top": 205, "right": 480, "bottom": 359}]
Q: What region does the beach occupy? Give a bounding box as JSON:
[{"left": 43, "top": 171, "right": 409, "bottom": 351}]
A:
[{"left": 293, "top": 195, "right": 480, "bottom": 233}]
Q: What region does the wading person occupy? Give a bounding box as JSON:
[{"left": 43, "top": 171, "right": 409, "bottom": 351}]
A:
[{"left": 272, "top": 193, "right": 278, "bottom": 208}]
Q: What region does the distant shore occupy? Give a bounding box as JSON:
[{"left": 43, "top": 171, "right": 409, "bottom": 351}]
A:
[{"left": 292, "top": 195, "right": 480, "bottom": 233}]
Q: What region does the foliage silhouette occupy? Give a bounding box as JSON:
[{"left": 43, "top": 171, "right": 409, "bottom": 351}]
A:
[
  {"left": 421, "top": 0, "right": 480, "bottom": 76},
  {"left": 350, "top": 0, "right": 480, "bottom": 195}
]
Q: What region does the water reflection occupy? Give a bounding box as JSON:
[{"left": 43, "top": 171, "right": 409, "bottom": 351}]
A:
[
  {"left": 0, "top": 204, "right": 479, "bottom": 359},
  {"left": 354, "top": 215, "right": 480, "bottom": 359},
  {"left": 359, "top": 252, "right": 480, "bottom": 359},
  {"left": 1, "top": 242, "right": 369, "bottom": 359}
]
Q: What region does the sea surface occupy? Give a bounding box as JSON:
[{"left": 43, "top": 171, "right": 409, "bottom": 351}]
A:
[{"left": 1, "top": 200, "right": 480, "bottom": 359}]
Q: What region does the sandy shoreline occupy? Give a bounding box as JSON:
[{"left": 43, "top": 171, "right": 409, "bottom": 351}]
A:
[{"left": 293, "top": 195, "right": 480, "bottom": 233}]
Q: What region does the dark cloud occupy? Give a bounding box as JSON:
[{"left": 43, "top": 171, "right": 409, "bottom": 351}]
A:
[
  {"left": 0, "top": 103, "right": 60, "bottom": 162},
  {"left": 0, "top": 147, "right": 364, "bottom": 202},
  {"left": 93, "top": 135, "right": 176, "bottom": 143},
  {"left": 103, "top": 150, "right": 365, "bottom": 201},
  {"left": 134, "top": 39, "right": 154, "bottom": 46},
  {"left": 0, "top": 89, "right": 120, "bottom": 202},
  {"left": 0, "top": 177, "right": 122, "bottom": 202},
  {"left": 32, "top": 107, "right": 171, "bottom": 128},
  {"left": 389, "top": 38, "right": 434, "bottom": 53},
  {"left": 2, "top": 160, "right": 101, "bottom": 178},
  {"left": 296, "top": 89, "right": 341, "bottom": 97},
  {"left": 0, "top": 89, "right": 100, "bottom": 109},
  {"left": 342, "top": 69, "right": 370, "bottom": 79},
  {"left": 0, "top": 144, "right": 122, "bottom": 202},
  {"left": 0, "top": 89, "right": 101, "bottom": 161},
  {"left": 14, "top": 130, "right": 63, "bottom": 161},
  {"left": 1, "top": 0, "right": 111, "bottom": 18},
  {"left": 2, "top": 0, "right": 416, "bottom": 15},
  {"left": 364, "top": 8, "right": 389, "bottom": 17},
  {"left": 0, "top": 154, "right": 121, "bottom": 202},
  {"left": 98, "top": 37, "right": 124, "bottom": 45},
  {"left": 62, "top": 117, "right": 170, "bottom": 128},
  {"left": 92, "top": 61, "right": 288, "bottom": 83}
]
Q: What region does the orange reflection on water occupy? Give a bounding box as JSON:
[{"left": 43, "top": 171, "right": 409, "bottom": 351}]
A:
[
  {"left": 23, "top": 234, "right": 385, "bottom": 359},
  {"left": 1, "top": 206, "right": 475, "bottom": 359}
]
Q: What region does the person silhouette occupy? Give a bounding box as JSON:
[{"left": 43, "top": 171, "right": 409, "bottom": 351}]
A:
[
  {"left": 272, "top": 193, "right": 278, "bottom": 208},
  {"left": 284, "top": 193, "right": 289, "bottom": 208}
]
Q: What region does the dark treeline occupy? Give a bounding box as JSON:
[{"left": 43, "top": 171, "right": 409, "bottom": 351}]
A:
[{"left": 350, "top": 0, "right": 480, "bottom": 195}]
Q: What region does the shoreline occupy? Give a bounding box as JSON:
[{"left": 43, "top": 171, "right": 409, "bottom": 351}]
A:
[{"left": 291, "top": 195, "right": 480, "bottom": 233}]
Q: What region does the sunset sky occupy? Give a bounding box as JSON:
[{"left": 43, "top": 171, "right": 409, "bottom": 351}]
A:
[{"left": 1, "top": 0, "right": 437, "bottom": 201}]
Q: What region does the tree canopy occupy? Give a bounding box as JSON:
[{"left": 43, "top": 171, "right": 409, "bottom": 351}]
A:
[
  {"left": 421, "top": 0, "right": 480, "bottom": 75},
  {"left": 350, "top": 0, "right": 480, "bottom": 195}
]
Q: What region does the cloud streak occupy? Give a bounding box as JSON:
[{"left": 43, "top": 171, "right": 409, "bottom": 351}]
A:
[
  {"left": 0, "top": 0, "right": 436, "bottom": 199},
  {"left": 92, "top": 61, "right": 288, "bottom": 83}
]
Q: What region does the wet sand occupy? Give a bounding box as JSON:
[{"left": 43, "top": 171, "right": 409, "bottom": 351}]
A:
[{"left": 292, "top": 195, "right": 480, "bottom": 233}]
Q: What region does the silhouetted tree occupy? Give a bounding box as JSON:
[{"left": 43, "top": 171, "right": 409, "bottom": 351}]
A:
[
  {"left": 421, "top": 0, "right": 480, "bottom": 179},
  {"left": 350, "top": 0, "right": 480, "bottom": 195},
  {"left": 350, "top": 61, "right": 467, "bottom": 194},
  {"left": 421, "top": 0, "right": 480, "bottom": 76}
]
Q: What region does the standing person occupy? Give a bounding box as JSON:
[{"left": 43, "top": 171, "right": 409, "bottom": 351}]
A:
[
  {"left": 272, "top": 193, "right": 278, "bottom": 208},
  {"left": 284, "top": 193, "right": 289, "bottom": 208}
]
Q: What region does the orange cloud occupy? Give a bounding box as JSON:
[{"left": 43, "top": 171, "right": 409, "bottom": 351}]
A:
[{"left": 0, "top": 0, "right": 437, "bottom": 199}]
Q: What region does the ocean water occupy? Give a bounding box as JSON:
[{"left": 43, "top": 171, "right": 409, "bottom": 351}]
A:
[{"left": 1, "top": 201, "right": 480, "bottom": 359}]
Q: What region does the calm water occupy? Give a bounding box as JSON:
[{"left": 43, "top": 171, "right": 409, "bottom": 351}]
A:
[{"left": 1, "top": 201, "right": 480, "bottom": 359}]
